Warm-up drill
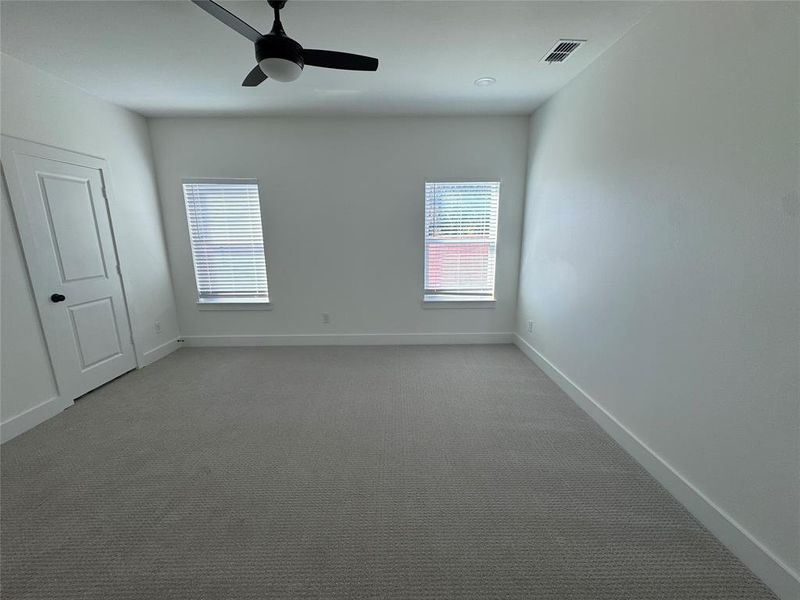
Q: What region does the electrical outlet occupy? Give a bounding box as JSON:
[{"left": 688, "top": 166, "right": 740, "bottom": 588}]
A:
[
  {"left": 154, "top": 320, "right": 162, "bottom": 334},
  {"left": 527, "top": 320, "right": 533, "bottom": 334},
  {"left": 322, "top": 313, "right": 331, "bottom": 324}
]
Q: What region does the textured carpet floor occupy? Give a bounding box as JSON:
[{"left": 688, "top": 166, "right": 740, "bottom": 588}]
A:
[{"left": 1, "top": 345, "right": 776, "bottom": 599}]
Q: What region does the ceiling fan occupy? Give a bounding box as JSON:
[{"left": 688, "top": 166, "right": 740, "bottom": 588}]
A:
[{"left": 191, "top": 0, "right": 379, "bottom": 86}]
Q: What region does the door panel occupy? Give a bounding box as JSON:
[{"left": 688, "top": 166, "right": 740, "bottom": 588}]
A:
[
  {"left": 68, "top": 297, "right": 123, "bottom": 369},
  {"left": 2, "top": 137, "right": 136, "bottom": 400},
  {"left": 40, "top": 173, "right": 108, "bottom": 282}
]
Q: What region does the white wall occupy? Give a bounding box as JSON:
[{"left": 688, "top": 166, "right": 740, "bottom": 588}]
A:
[
  {"left": 149, "top": 116, "right": 528, "bottom": 344},
  {"left": 0, "top": 182, "right": 60, "bottom": 423},
  {"left": 515, "top": 2, "right": 799, "bottom": 598},
  {"left": 1, "top": 53, "right": 179, "bottom": 440}
]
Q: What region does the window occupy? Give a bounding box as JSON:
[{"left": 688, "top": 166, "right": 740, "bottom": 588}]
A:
[
  {"left": 424, "top": 181, "right": 500, "bottom": 302},
  {"left": 182, "top": 179, "right": 269, "bottom": 304}
]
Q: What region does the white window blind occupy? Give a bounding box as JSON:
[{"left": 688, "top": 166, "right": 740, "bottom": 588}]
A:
[
  {"left": 182, "top": 180, "right": 269, "bottom": 303},
  {"left": 424, "top": 181, "right": 500, "bottom": 301}
]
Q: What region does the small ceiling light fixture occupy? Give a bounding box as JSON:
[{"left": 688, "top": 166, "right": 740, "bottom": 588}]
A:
[{"left": 474, "top": 77, "right": 496, "bottom": 87}]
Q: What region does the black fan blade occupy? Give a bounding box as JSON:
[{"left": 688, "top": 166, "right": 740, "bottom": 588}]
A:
[
  {"left": 242, "top": 66, "right": 267, "bottom": 87},
  {"left": 303, "top": 50, "right": 378, "bottom": 71},
  {"left": 191, "top": 0, "right": 262, "bottom": 42}
]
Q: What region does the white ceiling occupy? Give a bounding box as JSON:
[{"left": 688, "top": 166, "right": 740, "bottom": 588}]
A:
[{"left": 0, "top": 0, "right": 654, "bottom": 117}]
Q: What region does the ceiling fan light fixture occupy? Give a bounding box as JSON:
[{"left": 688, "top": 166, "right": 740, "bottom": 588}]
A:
[
  {"left": 259, "top": 57, "right": 303, "bottom": 82},
  {"left": 191, "top": 0, "right": 379, "bottom": 88},
  {"left": 255, "top": 34, "right": 304, "bottom": 82}
]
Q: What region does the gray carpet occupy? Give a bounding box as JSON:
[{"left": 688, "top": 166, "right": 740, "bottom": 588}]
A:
[{"left": 1, "top": 345, "right": 776, "bottom": 599}]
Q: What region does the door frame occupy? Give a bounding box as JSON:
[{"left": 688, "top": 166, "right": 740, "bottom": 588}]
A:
[{"left": 1, "top": 135, "right": 141, "bottom": 400}]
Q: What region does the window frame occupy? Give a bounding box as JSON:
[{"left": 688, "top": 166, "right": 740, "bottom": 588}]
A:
[
  {"left": 422, "top": 180, "right": 500, "bottom": 306},
  {"left": 182, "top": 178, "right": 272, "bottom": 309}
]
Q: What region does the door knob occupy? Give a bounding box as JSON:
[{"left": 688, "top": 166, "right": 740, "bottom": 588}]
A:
[{"left": 50, "top": 293, "right": 66, "bottom": 303}]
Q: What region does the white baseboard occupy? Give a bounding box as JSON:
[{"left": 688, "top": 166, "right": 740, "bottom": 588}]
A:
[
  {"left": 0, "top": 395, "right": 73, "bottom": 443},
  {"left": 182, "top": 332, "right": 514, "bottom": 347},
  {"left": 513, "top": 334, "right": 799, "bottom": 600},
  {"left": 1, "top": 337, "right": 179, "bottom": 444},
  {"left": 140, "top": 337, "right": 180, "bottom": 366}
]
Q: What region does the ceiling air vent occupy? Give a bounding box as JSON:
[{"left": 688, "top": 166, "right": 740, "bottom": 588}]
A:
[{"left": 541, "top": 39, "right": 585, "bottom": 63}]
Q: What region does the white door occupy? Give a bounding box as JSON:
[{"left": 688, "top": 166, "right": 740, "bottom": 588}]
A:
[{"left": 2, "top": 137, "right": 136, "bottom": 400}]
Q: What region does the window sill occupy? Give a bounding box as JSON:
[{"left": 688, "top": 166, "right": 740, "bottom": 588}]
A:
[
  {"left": 197, "top": 300, "right": 272, "bottom": 311},
  {"left": 422, "top": 295, "right": 497, "bottom": 309}
]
